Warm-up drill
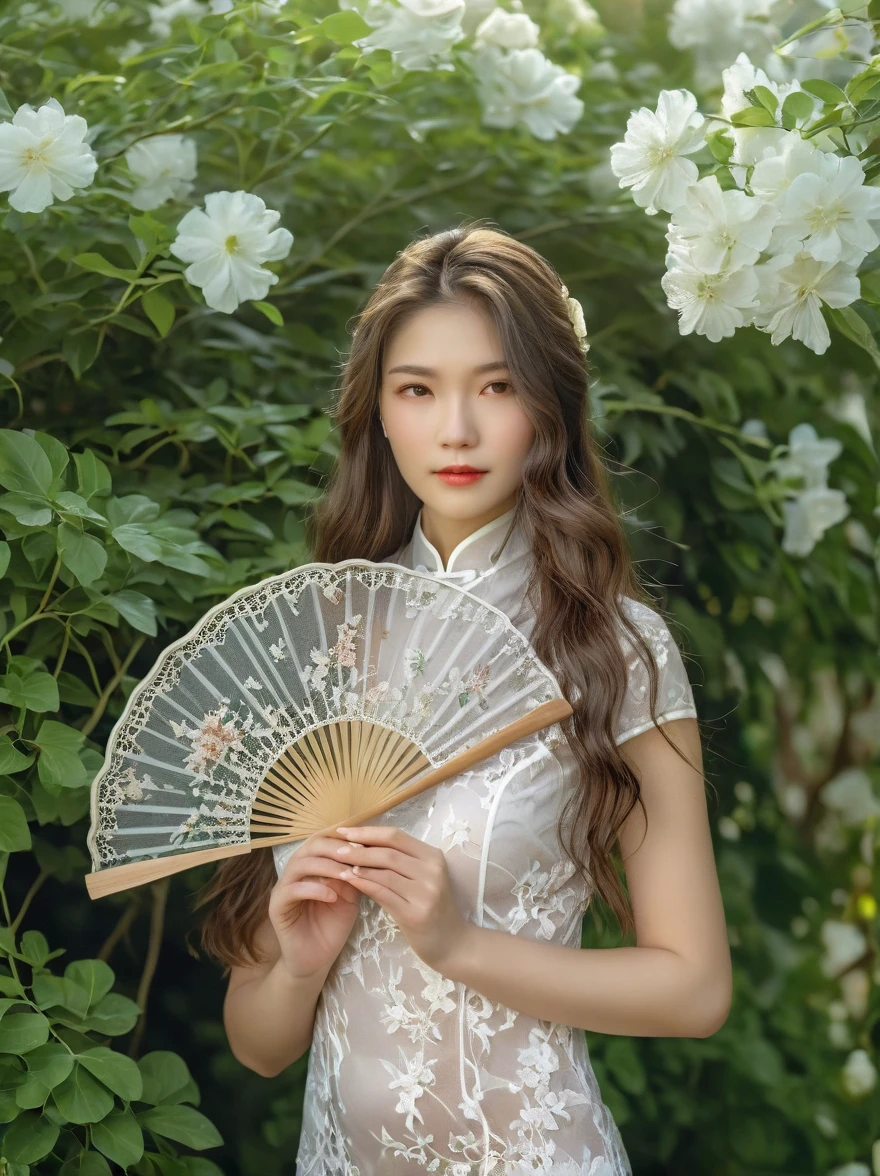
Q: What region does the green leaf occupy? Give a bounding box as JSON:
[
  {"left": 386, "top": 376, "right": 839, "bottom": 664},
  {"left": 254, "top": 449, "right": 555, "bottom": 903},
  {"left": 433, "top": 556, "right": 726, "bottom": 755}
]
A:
[
  {"left": 730, "top": 106, "right": 777, "bottom": 127},
  {"left": 111, "top": 524, "right": 164, "bottom": 562},
  {"left": 15, "top": 1043, "right": 74, "bottom": 1107},
  {"left": 0, "top": 429, "right": 56, "bottom": 497},
  {"left": 137, "top": 1104, "right": 223, "bottom": 1150},
  {"left": 78, "top": 1048, "right": 143, "bottom": 1101},
  {"left": 748, "top": 85, "right": 778, "bottom": 115},
  {"left": 0, "top": 666, "right": 59, "bottom": 714},
  {"left": 81, "top": 993, "right": 140, "bottom": 1037},
  {"left": 705, "top": 129, "right": 733, "bottom": 164},
  {"left": 0, "top": 540, "right": 8, "bottom": 578},
  {"left": 827, "top": 304, "right": 880, "bottom": 371},
  {"left": 53, "top": 492, "right": 108, "bottom": 525},
  {"left": 34, "top": 721, "right": 86, "bottom": 791},
  {"left": 142, "top": 290, "right": 176, "bottom": 338},
  {"left": 57, "top": 523, "right": 108, "bottom": 587},
  {"left": 252, "top": 300, "right": 283, "bottom": 326},
  {"left": 56, "top": 672, "right": 100, "bottom": 709},
  {"left": 72, "top": 253, "right": 141, "bottom": 282},
  {"left": 65, "top": 961, "right": 115, "bottom": 1009},
  {"left": 0, "top": 797, "right": 30, "bottom": 852},
  {"left": 138, "top": 1053, "right": 197, "bottom": 1107},
  {"left": 17, "top": 933, "right": 50, "bottom": 968},
  {"left": 799, "top": 78, "right": 846, "bottom": 105},
  {"left": 0, "top": 492, "right": 53, "bottom": 527},
  {"left": 0, "top": 736, "right": 34, "bottom": 775},
  {"left": 59, "top": 1150, "right": 113, "bottom": 1176},
  {"left": 91, "top": 1107, "right": 145, "bottom": 1167},
  {"left": 32, "top": 974, "right": 90, "bottom": 1017},
  {"left": 780, "top": 90, "right": 816, "bottom": 130},
  {"left": 0, "top": 1108, "right": 60, "bottom": 1163},
  {"left": 104, "top": 590, "right": 158, "bottom": 636},
  {"left": 294, "top": 8, "right": 371, "bottom": 44},
  {"left": 21, "top": 530, "right": 55, "bottom": 578},
  {"left": 0, "top": 1011, "right": 50, "bottom": 1054},
  {"left": 72, "top": 449, "right": 112, "bottom": 501},
  {"left": 52, "top": 1062, "right": 116, "bottom": 1124}
]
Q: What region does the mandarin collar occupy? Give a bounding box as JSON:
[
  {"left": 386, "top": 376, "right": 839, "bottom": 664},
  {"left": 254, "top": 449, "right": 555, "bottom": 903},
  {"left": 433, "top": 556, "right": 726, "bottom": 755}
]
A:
[{"left": 406, "top": 504, "right": 526, "bottom": 584}]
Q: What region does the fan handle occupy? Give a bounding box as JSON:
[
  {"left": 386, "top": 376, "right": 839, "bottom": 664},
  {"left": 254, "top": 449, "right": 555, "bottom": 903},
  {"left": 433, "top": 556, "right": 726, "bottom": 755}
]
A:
[{"left": 85, "top": 697, "right": 572, "bottom": 899}]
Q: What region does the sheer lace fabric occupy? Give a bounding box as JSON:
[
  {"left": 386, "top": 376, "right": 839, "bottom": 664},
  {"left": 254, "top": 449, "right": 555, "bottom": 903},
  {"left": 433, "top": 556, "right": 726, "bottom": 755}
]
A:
[{"left": 275, "top": 507, "right": 698, "bottom": 1174}]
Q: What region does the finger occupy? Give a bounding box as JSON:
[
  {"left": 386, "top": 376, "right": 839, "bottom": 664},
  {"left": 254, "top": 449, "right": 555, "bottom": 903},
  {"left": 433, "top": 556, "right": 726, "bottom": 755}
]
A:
[
  {"left": 341, "top": 866, "right": 412, "bottom": 907},
  {"left": 284, "top": 880, "right": 339, "bottom": 902},
  {"left": 339, "top": 869, "right": 403, "bottom": 914},
  {"left": 334, "top": 844, "right": 420, "bottom": 881}
]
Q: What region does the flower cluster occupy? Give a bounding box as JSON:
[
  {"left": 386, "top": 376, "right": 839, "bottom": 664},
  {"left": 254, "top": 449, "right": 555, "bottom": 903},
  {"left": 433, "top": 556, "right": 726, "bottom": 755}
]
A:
[
  {"left": 771, "top": 422, "right": 850, "bottom": 557},
  {"left": 609, "top": 52, "right": 880, "bottom": 355},
  {"left": 340, "top": 0, "right": 587, "bottom": 140}
]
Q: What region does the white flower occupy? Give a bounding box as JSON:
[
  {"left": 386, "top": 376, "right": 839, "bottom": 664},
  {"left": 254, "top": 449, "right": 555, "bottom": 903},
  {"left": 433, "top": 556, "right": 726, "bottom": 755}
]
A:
[
  {"left": 669, "top": 0, "right": 781, "bottom": 85},
  {"left": 781, "top": 488, "right": 850, "bottom": 556},
  {"left": 666, "top": 174, "right": 778, "bottom": 273},
  {"left": 169, "top": 190, "right": 294, "bottom": 314},
  {"left": 841, "top": 1049, "right": 877, "bottom": 1098},
  {"left": 660, "top": 253, "right": 759, "bottom": 341},
  {"left": 609, "top": 89, "right": 706, "bottom": 216},
  {"left": 469, "top": 46, "right": 584, "bottom": 141},
  {"left": 772, "top": 422, "right": 844, "bottom": 492},
  {"left": 560, "top": 283, "right": 589, "bottom": 351},
  {"left": 748, "top": 131, "right": 825, "bottom": 206},
  {"left": 148, "top": 0, "right": 207, "bottom": 38},
  {"left": 824, "top": 768, "right": 880, "bottom": 824},
  {"left": 554, "top": 0, "right": 602, "bottom": 33},
  {"left": 720, "top": 52, "right": 805, "bottom": 122},
  {"left": 754, "top": 251, "right": 861, "bottom": 354},
  {"left": 350, "top": 0, "right": 466, "bottom": 72},
  {"left": 124, "top": 133, "right": 197, "bottom": 211},
  {"left": 820, "top": 919, "right": 867, "bottom": 978},
  {"left": 773, "top": 152, "right": 880, "bottom": 266},
  {"left": 668, "top": 0, "right": 776, "bottom": 62},
  {"left": 720, "top": 53, "right": 819, "bottom": 179},
  {"left": 473, "top": 7, "right": 540, "bottom": 49},
  {"left": 0, "top": 97, "right": 98, "bottom": 214}
]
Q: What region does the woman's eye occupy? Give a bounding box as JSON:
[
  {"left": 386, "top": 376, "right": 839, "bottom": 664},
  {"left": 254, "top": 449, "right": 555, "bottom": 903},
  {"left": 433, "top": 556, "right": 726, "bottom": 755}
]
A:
[{"left": 398, "top": 381, "right": 511, "bottom": 397}]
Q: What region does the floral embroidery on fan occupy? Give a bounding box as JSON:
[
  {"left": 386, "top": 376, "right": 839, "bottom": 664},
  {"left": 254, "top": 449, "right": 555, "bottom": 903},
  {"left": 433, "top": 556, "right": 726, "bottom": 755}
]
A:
[
  {"left": 405, "top": 646, "right": 427, "bottom": 679},
  {"left": 168, "top": 701, "right": 249, "bottom": 773}
]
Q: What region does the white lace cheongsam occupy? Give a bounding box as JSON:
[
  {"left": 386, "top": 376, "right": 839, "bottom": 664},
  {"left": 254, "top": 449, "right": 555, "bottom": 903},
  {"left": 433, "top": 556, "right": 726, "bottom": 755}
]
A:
[{"left": 273, "top": 505, "right": 699, "bottom": 1176}]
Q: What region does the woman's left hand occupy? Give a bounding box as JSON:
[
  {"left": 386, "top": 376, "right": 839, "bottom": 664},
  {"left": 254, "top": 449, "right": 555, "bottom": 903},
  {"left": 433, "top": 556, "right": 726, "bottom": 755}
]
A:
[{"left": 333, "top": 824, "right": 472, "bottom": 975}]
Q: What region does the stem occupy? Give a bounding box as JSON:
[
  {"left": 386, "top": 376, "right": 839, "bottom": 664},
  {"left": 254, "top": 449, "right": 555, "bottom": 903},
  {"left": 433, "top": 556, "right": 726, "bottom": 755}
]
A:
[
  {"left": 37, "top": 559, "right": 62, "bottom": 616},
  {"left": 128, "top": 878, "right": 169, "bottom": 1059},
  {"left": 97, "top": 896, "right": 141, "bottom": 963},
  {"left": 79, "top": 635, "right": 146, "bottom": 738},
  {"left": 11, "top": 869, "right": 50, "bottom": 933},
  {"left": 52, "top": 623, "right": 72, "bottom": 680}
]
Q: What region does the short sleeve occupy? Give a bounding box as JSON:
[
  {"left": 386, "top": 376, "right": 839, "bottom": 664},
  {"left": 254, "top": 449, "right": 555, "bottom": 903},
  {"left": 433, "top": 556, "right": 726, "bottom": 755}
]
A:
[{"left": 615, "top": 598, "right": 698, "bottom": 746}]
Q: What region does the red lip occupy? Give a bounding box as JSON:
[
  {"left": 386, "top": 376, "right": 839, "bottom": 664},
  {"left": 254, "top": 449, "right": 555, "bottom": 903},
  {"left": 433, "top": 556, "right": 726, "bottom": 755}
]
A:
[{"left": 435, "top": 465, "right": 487, "bottom": 473}]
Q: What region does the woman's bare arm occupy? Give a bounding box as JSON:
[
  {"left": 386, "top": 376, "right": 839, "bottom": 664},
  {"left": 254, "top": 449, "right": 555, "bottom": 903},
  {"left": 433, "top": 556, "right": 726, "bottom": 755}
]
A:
[
  {"left": 223, "top": 915, "right": 331, "bottom": 1077},
  {"left": 441, "top": 718, "right": 732, "bottom": 1037}
]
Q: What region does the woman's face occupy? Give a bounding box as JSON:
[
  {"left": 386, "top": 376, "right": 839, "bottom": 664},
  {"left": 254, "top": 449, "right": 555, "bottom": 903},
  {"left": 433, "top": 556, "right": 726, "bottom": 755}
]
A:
[{"left": 378, "top": 300, "right": 535, "bottom": 528}]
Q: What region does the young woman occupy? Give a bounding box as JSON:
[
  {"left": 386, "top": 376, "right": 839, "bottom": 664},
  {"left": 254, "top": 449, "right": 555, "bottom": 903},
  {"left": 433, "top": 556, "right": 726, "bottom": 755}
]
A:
[{"left": 197, "top": 220, "right": 732, "bottom": 1175}]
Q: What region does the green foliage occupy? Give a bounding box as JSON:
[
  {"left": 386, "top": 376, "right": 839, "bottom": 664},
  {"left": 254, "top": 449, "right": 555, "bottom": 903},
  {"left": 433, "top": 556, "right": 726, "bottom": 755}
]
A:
[{"left": 0, "top": 0, "right": 878, "bottom": 1172}]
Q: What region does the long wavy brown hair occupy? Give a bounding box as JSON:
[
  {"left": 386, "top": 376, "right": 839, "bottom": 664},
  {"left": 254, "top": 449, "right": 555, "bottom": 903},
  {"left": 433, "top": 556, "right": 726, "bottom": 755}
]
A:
[{"left": 194, "top": 218, "right": 708, "bottom": 971}]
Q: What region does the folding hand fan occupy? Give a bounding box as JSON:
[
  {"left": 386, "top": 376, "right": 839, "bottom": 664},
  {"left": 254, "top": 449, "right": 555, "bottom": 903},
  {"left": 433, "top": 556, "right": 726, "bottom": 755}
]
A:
[{"left": 86, "top": 559, "right": 572, "bottom": 899}]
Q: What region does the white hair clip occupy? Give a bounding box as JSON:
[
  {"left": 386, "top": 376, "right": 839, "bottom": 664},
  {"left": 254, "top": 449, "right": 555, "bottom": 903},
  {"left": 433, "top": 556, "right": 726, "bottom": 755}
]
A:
[{"left": 560, "top": 283, "right": 590, "bottom": 354}]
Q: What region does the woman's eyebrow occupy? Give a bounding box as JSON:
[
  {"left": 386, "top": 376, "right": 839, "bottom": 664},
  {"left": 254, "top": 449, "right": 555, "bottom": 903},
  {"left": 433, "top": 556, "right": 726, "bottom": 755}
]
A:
[{"left": 386, "top": 360, "right": 510, "bottom": 375}]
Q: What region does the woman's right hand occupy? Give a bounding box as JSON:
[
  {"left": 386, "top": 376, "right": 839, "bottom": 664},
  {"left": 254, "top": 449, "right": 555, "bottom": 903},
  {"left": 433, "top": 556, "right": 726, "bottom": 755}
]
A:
[{"left": 268, "top": 832, "right": 364, "bottom": 982}]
